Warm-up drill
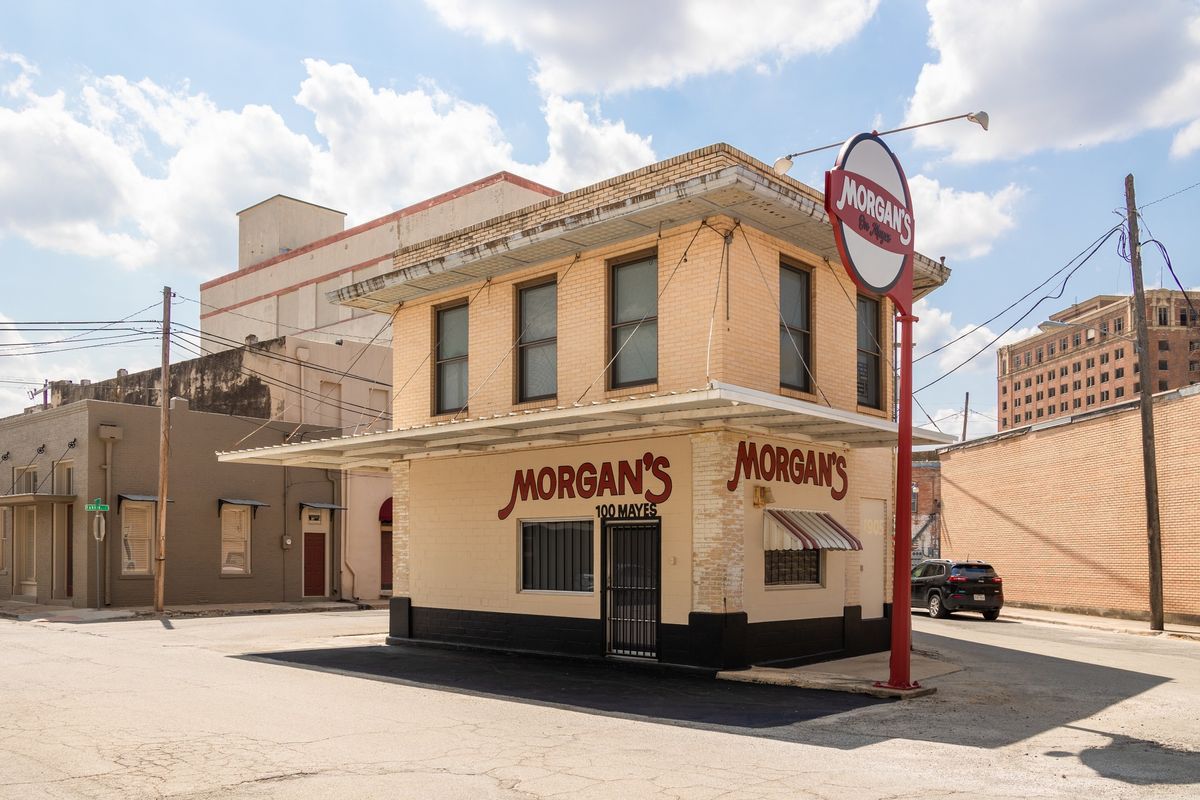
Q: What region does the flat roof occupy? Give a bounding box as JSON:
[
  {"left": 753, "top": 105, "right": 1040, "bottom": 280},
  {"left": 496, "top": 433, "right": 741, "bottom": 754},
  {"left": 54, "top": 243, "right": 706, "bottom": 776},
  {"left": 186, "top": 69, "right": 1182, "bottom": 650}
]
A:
[{"left": 329, "top": 143, "right": 952, "bottom": 313}]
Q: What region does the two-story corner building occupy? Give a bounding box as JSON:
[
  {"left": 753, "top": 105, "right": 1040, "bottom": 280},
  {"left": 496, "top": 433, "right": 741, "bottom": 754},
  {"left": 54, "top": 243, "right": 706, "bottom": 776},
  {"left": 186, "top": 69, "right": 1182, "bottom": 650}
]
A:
[
  {"left": 996, "top": 291, "right": 1200, "bottom": 431},
  {"left": 220, "top": 144, "right": 953, "bottom": 669}
]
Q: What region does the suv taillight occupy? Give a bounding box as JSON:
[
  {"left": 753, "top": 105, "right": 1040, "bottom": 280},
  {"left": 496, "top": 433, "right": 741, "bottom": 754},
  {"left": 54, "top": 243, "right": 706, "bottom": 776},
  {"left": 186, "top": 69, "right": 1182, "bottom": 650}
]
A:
[
  {"left": 993, "top": 576, "right": 1003, "bottom": 583},
  {"left": 948, "top": 575, "right": 968, "bottom": 583}
]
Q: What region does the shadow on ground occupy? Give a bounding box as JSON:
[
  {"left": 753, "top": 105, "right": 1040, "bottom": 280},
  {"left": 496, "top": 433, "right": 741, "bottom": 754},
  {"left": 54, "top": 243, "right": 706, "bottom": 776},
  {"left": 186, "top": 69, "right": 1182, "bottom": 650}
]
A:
[
  {"left": 244, "top": 628, "right": 1185, "bottom": 772},
  {"left": 243, "top": 644, "right": 884, "bottom": 741}
]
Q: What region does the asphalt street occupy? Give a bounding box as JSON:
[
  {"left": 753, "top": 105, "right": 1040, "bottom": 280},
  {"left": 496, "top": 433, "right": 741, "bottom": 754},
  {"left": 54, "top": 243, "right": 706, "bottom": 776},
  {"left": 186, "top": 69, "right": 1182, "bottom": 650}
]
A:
[{"left": 0, "top": 609, "right": 1197, "bottom": 798}]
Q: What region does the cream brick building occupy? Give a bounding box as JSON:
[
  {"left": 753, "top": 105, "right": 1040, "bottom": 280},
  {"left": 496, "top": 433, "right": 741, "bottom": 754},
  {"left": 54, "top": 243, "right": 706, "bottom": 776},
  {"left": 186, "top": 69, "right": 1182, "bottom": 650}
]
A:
[{"left": 221, "top": 144, "right": 953, "bottom": 668}]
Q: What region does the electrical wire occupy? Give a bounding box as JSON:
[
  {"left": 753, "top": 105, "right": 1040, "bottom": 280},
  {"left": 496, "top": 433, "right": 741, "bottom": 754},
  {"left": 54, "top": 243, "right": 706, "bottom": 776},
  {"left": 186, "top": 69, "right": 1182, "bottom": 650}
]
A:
[
  {"left": 914, "top": 224, "right": 1123, "bottom": 394},
  {"left": 1139, "top": 178, "right": 1200, "bottom": 210},
  {"left": 0, "top": 336, "right": 160, "bottom": 358},
  {"left": 174, "top": 292, "right": 388, "bottom": 344},
  {"left": 170, "top": 322, "right": 392, "bottom": 387},
  {"left": 914, "top": 223, "right": 1124, "bottom": 364}
]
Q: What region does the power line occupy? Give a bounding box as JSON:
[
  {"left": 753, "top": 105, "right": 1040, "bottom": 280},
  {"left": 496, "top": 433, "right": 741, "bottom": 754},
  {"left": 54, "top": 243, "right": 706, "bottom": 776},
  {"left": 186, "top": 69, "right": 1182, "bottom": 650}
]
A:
[
  {"left": 170, "top": 323, "right": 392, "bottom": 387},
  {"left": 0, "top": 336, "right": 160, "bottom": 358},
  {"left": 914, "top": 224, "right": 1123, "bottom": 394},
  {"left": 1139, "top": 178, "right": 1200, "bottom": 209},
  {"left": 174, "top": 293, "right": 389, "bottom": 344},
  {"left": 914, "top": 223, "right": 1124, "bottom": 364}
]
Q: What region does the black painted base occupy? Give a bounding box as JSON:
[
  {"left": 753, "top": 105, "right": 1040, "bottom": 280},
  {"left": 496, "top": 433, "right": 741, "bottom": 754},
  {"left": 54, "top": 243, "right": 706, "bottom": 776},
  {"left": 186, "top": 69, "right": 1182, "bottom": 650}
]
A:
[{"left": 386, "top": 598, "right": 890, "bottom": 669}]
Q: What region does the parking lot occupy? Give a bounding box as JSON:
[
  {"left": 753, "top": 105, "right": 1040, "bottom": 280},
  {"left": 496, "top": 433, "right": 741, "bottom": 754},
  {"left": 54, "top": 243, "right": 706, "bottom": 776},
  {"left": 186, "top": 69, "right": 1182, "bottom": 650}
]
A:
[{"left": 1, "top": 609, "right": 1197, "bottom": 798}]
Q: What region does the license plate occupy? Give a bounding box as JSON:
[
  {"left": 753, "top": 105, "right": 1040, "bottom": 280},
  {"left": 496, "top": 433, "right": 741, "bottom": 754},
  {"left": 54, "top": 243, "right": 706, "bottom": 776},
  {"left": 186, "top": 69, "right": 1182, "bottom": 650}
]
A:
[{"left": 973, "top": 594, "right": 985, "bottom": 601}]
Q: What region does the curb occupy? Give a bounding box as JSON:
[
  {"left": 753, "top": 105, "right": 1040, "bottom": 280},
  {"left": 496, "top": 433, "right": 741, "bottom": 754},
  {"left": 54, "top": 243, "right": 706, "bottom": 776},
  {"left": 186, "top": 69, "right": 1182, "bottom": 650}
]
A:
[
  {"left": 717, "top": 667, "right": 937, "bottom": 699},
  {"left": 1003, "top": 611, "right": 1200, "bottom": 643}
]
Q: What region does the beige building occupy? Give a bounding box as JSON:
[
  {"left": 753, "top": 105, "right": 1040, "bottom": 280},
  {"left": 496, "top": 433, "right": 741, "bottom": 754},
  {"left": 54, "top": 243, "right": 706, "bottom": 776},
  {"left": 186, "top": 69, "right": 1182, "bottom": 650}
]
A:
[
  {"left": 937, "top": 384, "right": 1200, "bottom": 625},
  {"left": 195, "top": 174, "right": 559, "bottom": 600},
  {"left": 220, "top": 144, "right": 953, "bottom": 668},
  {"left": 997, "top": 291, "right": 1200, "bottom": 431}
]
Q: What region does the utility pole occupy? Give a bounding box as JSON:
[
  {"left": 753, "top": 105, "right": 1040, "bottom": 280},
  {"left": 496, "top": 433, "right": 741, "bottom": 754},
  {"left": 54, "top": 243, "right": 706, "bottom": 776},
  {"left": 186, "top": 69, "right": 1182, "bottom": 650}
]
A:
[
  {"left": 1125, "top": 175, "right": 1164, "bottom": 632},
  {"left": 961, "top": 392, "right": 970, "bottom": 442},
  {"left": 153, "top": 286, "right": 172, "bottom": 613}
]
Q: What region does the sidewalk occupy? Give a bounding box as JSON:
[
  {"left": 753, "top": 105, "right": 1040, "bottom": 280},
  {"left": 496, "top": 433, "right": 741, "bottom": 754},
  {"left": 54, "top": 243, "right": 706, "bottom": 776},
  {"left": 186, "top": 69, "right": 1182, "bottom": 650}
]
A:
[
  {"left": 718, "top": 648, "right": 960, "bottom": 699},
  {"left": 1000, "top": 605, "right": 1200, "bottom": 642},
  {"left": 0, "top": 598, "right": 388, "bottom": 624}
]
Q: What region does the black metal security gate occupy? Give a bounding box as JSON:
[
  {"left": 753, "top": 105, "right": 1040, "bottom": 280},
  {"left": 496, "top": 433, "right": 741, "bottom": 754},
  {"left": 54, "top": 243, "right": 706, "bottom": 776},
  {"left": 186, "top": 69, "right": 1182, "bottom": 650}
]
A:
[{"left": 602, "top": 520, "right": 661, "bottom": 659}]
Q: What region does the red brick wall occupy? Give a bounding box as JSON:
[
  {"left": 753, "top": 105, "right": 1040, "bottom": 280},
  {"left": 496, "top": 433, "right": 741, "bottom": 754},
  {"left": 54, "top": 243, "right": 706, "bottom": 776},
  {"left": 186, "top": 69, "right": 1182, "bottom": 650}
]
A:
[{"left": 939, "top": 387, "right": 1200, "bottom": 624}]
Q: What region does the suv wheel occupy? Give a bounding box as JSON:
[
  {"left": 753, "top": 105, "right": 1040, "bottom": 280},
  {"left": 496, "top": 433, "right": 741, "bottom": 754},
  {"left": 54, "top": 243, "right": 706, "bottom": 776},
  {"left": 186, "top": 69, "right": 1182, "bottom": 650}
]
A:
[
  {"left": 928, "top": 592, "right": 949, "bottom": 619},
  {"left": 982, "top": 609, "right": 1000, "bottom": 621}
]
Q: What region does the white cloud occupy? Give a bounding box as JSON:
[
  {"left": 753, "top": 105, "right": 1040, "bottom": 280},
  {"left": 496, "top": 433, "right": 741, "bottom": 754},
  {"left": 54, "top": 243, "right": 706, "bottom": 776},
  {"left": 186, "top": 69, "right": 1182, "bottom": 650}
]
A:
[
  {"left": 0, "top": 54, "right": 655, "bottom": 277},
  {"left": 914, "top": 298, "right": 1038, "bottom": 377},
  {"left": 425, "top": 0, "right": 880, "bottom": 95},
  {"left": 905, "top": 0, "right": 1200, "bottom": 161},
  {"left": 909, "top": 175, "right": 1023, "bottom": 260},
  {"left": 1170, "top": 117, "right": 1200, "bottom": 158}
]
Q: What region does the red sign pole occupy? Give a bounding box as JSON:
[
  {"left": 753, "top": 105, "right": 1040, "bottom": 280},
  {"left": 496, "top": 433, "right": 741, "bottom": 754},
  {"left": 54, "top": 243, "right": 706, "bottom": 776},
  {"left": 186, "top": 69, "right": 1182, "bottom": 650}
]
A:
[
  {"left": 885, "top": 307, "right": 918, "bottom": 689},
  {"left": 823, "top": 132, "right": 921, "bottom": 690}
]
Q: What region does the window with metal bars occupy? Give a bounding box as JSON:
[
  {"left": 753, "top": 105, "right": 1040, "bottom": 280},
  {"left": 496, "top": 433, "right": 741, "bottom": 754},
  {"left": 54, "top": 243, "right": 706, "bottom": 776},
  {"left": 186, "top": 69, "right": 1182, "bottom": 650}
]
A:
[
  {"left": 521, "top": 520, "right": 594, "bottom": 593},
  {"left": 765, "top": 549, "right": 821, "bottom": 586}
]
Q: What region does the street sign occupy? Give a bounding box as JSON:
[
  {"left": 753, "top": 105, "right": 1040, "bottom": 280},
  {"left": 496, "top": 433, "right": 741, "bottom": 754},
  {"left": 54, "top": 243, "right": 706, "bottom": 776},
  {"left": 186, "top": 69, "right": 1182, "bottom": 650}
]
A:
[{"left": 85, "top": 497, "right": 110, "bottom": 512}]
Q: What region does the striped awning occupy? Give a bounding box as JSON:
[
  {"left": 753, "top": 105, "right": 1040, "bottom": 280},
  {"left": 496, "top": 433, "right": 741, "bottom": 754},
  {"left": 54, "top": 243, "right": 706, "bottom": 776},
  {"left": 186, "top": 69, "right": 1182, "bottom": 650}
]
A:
[{"left": 764, "top": 509, "right": 862, "bottom": 551}]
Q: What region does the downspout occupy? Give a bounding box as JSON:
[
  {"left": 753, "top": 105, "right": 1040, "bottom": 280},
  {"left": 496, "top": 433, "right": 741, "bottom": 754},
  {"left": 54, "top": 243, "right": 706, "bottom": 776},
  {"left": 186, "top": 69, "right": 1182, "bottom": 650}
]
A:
[
  {"left": 328, "top": 469, "right": 356, "bottom": 601},
  {"left": 102, "top": 438, "right": 113, "bottom": 606}
]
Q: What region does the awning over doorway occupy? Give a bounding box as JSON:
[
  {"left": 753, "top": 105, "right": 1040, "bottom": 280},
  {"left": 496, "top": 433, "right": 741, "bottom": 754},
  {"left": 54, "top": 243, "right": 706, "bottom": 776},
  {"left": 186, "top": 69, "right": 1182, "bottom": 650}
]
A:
[
  {"left": 298, "top": 501, "right": 347, "bottom": 519},
  {"left": 117, "top": 493, "right": 173, "bottom": 511},
  {"left": 217, "top": 498, "right": 270, "bottom": 517},
  {"left": 764, "top": 509, "right": 862, "bottom": 551},
  {"left": 217, "top": 381, "right": 955, "bottom": 472}
]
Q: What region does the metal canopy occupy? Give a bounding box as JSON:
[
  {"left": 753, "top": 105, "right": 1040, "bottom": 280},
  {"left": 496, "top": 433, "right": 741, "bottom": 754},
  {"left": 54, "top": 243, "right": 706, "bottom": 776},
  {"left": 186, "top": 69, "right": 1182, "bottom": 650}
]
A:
[
  {"left": 217, "top": 498, "right": 270, "bottom": 517},
  {"left": 217, "top": 382, "right": 955, "bottom": 473},
  {"left": 330, "top": 145, "right": 950, "bottom": 314},
  {"left": 117, "top": 493, "right": 173, "bottom": 510},
  {"left": 0, "top": 492, "right": 76, "bottom": 507}
]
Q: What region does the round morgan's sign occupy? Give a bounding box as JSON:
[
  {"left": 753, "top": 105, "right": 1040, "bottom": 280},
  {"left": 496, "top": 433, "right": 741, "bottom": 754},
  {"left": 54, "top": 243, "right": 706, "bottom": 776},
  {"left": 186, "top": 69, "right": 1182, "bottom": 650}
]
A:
[{"left": 824, "top": 133, "right": 915, "bottom": 297}]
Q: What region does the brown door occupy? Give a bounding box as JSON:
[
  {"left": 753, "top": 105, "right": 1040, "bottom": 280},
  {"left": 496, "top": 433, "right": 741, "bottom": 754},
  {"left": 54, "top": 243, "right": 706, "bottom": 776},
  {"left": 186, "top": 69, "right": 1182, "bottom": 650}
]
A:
[
  {"left": 65, "top": 504, "right": 74, "bottom": 598},
  {"left": 303, "top": 532, "right": 326, "bottom": 597},
  {"left": 380, "top": 527, "right": 393, "bottom": 592}
]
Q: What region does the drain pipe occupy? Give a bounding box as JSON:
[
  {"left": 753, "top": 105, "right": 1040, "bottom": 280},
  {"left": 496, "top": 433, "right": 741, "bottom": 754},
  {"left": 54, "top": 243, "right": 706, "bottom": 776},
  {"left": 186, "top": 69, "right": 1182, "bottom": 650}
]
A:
[
  {"left": 97, "top": 425, "right": 122, "bottom": 607},
  {"left": 330, "top": 469, "right": 357, "bottom": 602}
]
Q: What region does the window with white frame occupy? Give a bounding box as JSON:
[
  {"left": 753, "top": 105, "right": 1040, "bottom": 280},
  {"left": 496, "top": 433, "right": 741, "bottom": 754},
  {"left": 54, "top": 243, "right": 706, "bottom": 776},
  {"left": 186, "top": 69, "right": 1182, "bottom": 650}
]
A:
[
  {"left": 121, "top": 502, "right": 154, "bottom": 575},
  {"left": 520, "top": 520, "right": 593, "bottom": 592},
  {"left": 220, "top": 505, "right": 251, "bottom": 574},
  {"left": 54, "top": 461, "right": 74, "bottom": 495},
  {"left": 13, "top": 466, "right": 37, "bottom": 494}
]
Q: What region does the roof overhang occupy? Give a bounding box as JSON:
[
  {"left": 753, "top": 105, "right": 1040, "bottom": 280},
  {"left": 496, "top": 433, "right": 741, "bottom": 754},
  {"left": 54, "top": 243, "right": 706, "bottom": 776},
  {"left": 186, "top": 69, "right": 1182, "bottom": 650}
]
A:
[
  {"left": 331, "top": 146, "right": 950, "bottom": 312},
  {"left": 217, "top": 382, "right": 955, "bottom": 472},
  {"left": 0, "top": 493, "right": 76, "bottom": 507}
]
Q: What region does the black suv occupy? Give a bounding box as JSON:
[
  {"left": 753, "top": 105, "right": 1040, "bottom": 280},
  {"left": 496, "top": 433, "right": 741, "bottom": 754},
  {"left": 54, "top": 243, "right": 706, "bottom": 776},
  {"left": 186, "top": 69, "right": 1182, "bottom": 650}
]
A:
[{"left": 911, "top": 559, "right": 1004, "bottom": 620}]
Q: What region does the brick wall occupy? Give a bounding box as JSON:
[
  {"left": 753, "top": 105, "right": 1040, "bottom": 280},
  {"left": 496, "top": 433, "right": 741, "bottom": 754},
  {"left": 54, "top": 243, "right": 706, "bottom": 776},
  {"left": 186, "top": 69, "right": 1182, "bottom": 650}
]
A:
[{"left": 939, "top": 387, "right": 1200, "bottom": 623}]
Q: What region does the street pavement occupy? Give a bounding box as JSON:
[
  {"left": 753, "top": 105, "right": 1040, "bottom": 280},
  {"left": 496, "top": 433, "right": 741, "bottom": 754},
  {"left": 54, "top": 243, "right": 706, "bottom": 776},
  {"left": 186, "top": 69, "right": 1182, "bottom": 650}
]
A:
[{"left": 0, "top": 609, "right": 1197, "bottom": 799}]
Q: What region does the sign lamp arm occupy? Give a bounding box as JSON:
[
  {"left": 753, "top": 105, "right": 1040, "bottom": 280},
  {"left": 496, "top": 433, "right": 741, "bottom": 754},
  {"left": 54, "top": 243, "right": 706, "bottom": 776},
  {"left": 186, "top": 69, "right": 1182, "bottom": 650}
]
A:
[{"left": 772, "top": 111, "right": 988, "bottom": 175}]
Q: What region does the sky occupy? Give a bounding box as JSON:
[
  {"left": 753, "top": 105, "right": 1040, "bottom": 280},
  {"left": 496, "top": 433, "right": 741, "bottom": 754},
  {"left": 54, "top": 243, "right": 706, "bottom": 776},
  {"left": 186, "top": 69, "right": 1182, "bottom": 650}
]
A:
[{"left": 1, "top": 0, "right": 1197, "bottom": 436}]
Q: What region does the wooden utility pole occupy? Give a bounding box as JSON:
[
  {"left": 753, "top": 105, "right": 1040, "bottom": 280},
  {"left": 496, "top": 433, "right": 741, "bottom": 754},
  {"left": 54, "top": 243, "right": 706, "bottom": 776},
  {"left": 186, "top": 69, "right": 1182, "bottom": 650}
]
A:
[
  {"left": 961, "top": 392, "right": 970, "bottom": 442},
  {"left": 1125, "top": 175, "right": 1164, "bottom": 631},
  {"left": 153, "top": 286, "right": 171, "bottom": 613}
]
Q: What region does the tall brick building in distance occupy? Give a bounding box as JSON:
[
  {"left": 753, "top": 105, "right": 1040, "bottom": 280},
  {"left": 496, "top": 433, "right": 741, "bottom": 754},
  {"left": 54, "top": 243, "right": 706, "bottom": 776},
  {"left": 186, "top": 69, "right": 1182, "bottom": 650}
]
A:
[{"left": 997, "top": 291, "right": 1199, "bottom": 431}]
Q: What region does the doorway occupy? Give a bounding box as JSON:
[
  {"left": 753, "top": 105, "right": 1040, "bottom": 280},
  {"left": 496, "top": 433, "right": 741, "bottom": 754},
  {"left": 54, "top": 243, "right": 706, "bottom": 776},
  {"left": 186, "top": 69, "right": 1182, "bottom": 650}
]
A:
[
  {"left": 15, "top": 507, "right": 37, "bottom": 598},
  {"left": 301, "top": 508, "right": 329, "bottom": 597},
  {"left": 380, "top": 525, "right": 393, "bottom": 593},
  {"left": 601, "top": 520, "right": 661, "bottom": 659}
]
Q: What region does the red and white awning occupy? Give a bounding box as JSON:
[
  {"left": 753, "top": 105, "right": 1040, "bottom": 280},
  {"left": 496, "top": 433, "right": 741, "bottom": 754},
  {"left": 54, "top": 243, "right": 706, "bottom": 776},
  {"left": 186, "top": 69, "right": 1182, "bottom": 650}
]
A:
[{"left": 764, "top": 509, "right": 862, "bottom": 551}]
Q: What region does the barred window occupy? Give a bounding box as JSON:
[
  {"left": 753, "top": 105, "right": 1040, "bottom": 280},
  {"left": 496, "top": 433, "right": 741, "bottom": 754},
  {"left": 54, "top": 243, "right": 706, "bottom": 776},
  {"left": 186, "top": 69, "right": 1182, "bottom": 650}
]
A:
[
  {"left": 765, "top": 550, "right": 821, "bottom": 586},
  {"left": 521, "top": 520, "right": 593, "bottom": 593}
]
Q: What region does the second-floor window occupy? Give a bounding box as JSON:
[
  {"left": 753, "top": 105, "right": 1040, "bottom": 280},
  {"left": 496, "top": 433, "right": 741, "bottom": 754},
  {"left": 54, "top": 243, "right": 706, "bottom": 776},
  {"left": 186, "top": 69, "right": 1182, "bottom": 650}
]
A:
[
  {"left": 857, "top": 295, "right": 882, "bottom": 409},
  {"left": 610, "top": 255, "right": 658, "bottom": 388},
  {"left": 435, "top": 303, "right": 469, "bottom": 415},
  {"left": 779, "top": 264, "right": 812, "bottom": 392},
  {"left": 518, "top": 281, "right": 557, "bottom": 402}
]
